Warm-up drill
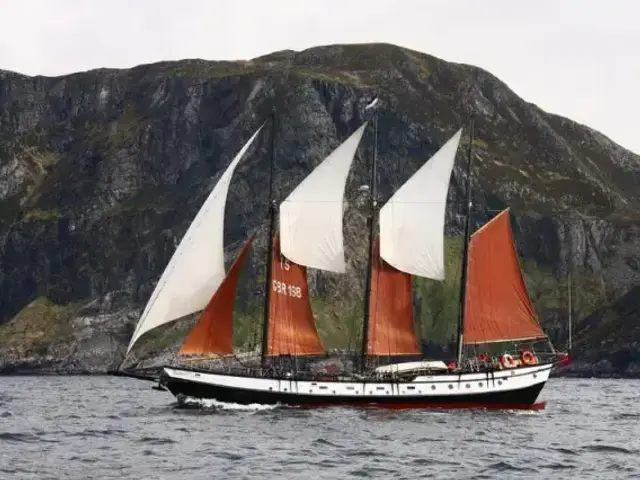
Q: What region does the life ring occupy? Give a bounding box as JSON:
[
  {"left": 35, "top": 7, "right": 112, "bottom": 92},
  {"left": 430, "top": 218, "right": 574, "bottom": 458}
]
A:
[
  {"left": 521, "top": 351, "right": 537, "bottom": 365},
  {"left": 500, "top": 354, "right": 516, "bottom": 368}
]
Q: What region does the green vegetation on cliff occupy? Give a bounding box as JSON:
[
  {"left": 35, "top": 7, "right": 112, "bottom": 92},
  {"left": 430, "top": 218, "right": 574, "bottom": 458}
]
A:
[{"left": 0, "top": 297, "right": 78, "bottom": 354}]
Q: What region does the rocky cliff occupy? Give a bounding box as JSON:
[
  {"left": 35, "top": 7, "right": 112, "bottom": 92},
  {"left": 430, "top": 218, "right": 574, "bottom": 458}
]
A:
[
  {"left": 1, "top": 43, "right": 639, "bottom": 374},
  {"left": 562, "top": 286, "right": 640, "bottom": 378}
]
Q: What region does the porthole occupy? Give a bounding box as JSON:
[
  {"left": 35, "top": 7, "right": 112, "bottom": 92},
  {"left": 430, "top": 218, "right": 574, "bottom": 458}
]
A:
[
  {"left": 465, "top": 384, "right": 470, "bottom": 389},
  {"left": 497, "top": 380, "right": 502, "bottom": 386},
  {"left": 269, "top": 387, "right": 273, "bottom": 391},
  {"left": 478, "top": 382, "right": 483, "bottom": 387},
  {"left": 448, "top": 384, "right": 454, "bottom": 390},
  {"left": 431, "top": 385, "right": 436, "bottom": 390},
  {"left": 533, "top": 374, "right": 537, "bottom": 379}
]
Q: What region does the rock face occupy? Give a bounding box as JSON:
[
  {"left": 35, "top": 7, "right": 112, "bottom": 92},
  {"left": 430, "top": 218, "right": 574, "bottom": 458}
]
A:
[
  {"left": 0, "top": 43, "right": 639, "bottom": 374},
  {"left": 560, "top": 286, "right": 640, "bottom": 378}
]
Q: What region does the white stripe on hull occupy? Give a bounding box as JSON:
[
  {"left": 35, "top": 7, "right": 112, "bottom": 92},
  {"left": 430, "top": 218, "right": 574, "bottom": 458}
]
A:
[{"left": 162, "top": 364, "right": 551, "bottom": 399}]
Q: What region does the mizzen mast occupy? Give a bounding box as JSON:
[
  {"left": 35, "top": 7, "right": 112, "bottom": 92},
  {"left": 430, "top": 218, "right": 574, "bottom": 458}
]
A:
[{"left": 455, "top": 116, "right": 474, "bottom": 366}]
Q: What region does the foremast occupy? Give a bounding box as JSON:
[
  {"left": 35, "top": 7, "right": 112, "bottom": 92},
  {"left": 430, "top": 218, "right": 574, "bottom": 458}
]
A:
[{"left": 260, "top": 110, "right": 277, "bottom": 368}]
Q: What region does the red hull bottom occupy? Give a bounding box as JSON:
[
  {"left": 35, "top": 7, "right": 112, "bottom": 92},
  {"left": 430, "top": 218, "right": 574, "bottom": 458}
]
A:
[{"left": 290, "top": 401, "right": 546, "bottom": 411}]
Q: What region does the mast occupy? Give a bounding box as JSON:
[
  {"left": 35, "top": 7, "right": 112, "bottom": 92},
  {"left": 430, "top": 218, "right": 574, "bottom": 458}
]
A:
[
  {"left": 455, "top": 116, "right": 474, "bottom": 366},
  {"left": 361, "top": 100, "right": 379, "bottom": 370},
  {"left": 568, "top": 270, "right": 572, "bottom": 351},
  {"left": 260, "top": 110, "right": 277, "bottom": 368}
]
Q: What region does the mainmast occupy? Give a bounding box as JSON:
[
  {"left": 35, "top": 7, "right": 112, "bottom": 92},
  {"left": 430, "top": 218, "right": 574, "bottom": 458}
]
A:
[
  {"left": 260, "top": 110, "right": 277, "bottom": 368},
  {"left": 455, "top": 116, "right": 474, "bottom": 366},
  {"left": 568, "top": 270, "right": 572, "bottom": 352},
  {"left": 361, "top": 96, "right": 380, "bottom": 371}
]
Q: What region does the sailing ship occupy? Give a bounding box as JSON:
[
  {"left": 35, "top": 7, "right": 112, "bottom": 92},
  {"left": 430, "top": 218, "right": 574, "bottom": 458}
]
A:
[{"left": 113, "top": 98, "right": 568, "bottom": 409}]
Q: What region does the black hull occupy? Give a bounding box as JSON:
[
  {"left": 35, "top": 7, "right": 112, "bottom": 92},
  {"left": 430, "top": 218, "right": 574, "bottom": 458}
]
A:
[{"left": 164, "top": 377, "right": 546, "bottom": 410}]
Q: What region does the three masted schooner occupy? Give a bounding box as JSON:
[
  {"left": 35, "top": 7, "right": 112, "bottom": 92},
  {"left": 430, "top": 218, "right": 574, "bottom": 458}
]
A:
[{"left": 113, "top": 97, "right": 568, "bottom": 410}]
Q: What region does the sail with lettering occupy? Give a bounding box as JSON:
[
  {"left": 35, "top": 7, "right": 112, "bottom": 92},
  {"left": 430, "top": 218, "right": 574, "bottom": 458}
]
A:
[
  {"left": 267, "top": 233, "right": 324, "bottom": 356},
  {"left": 463, "top": 209, "right": 547, "bottom": 344},
  {"left": 368, "top": 129, "right": 462, "bottom": 356},
  {"left": 125, "top": 125, "right": 264, "bottom": 354},
  {"left": 269, "top": 122, "right": 368, "bottom": 355}
]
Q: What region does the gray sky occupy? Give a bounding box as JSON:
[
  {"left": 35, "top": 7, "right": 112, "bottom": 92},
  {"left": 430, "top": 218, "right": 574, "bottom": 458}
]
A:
[{"left": 1, "top": 0, "right": 638, "bottom": 153}]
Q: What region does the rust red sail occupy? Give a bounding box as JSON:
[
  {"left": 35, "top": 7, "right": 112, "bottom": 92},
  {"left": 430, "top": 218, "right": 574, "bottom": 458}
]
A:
[
  {"left": 367, "top": 239, "right": 421, "bottom": 356},
  {"left": 267, "top": 233, "right": 324, "bottom": 356},
  {"left": 463, "top": 209, "right": 547, "bottom": 344},
  {"left": 178, "top": 236, "right": 254, "bottom": 356}
]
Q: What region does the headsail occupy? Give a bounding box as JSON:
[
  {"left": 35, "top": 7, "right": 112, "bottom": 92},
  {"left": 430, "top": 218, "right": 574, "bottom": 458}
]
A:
[
  {"left": 367, "top": 239, "right": 420, "bottom": 356},
  {"left": 463, "top": 209, "right": 547, "bottom": 344},
  {"left": 126, "top": 125, "right": 264, "bottom": 353},
  {"left": 379, "top": 129, "right": 462, "bottom": 280},
  {"left": 178, "top": 236, "right": 254, "bottom": 356},
  {"left": 267, "top": 233, "right": 324, "bottom": 356},
  {"left": 279, "top": 123, "right": 368, "bottom": 273}
]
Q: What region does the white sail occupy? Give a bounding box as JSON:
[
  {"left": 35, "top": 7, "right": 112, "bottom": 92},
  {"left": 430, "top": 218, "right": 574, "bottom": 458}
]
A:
[
  {"left": 379, "top": 129, "right": 462, "bottom": 280},
  {"left": 279, "top": 122, "right": 367, "bottom": 273},
  {"left": 126, "top": 125, "right": 264, "bottom": 353}
]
